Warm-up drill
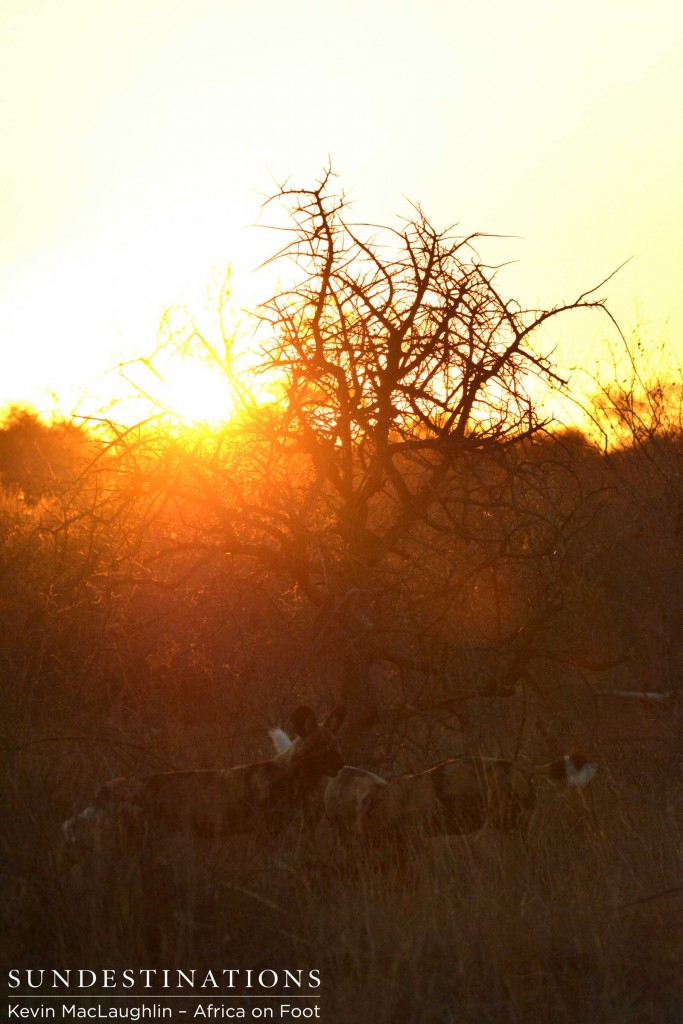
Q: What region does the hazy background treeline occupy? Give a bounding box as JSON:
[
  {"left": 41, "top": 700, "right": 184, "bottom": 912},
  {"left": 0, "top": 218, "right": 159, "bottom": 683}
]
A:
[{"left": 1, "top": 367, "right": 680, "bottom": 774}]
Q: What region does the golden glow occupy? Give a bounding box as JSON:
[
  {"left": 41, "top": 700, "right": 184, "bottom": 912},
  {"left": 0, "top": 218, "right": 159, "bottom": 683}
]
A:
[
  {"left": 93, "top": 344, "right": 246, "bottom": 432},
  {"left": 141, "top": 355, "right": 235, "bottom": 427},
  {"left": 96, "top": 324, "right": 283, "bottom": 432},
  {"left": 2, "top": 1, "right": 682, "bottom": 425}
]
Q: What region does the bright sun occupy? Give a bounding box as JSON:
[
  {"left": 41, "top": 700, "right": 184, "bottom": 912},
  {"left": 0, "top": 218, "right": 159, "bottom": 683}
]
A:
[
  {"left": 99, "top": 350, "right": 243, "bottom": 431},
  {"left": 153, "top": 357, "right": 235, "bottom": 426}
]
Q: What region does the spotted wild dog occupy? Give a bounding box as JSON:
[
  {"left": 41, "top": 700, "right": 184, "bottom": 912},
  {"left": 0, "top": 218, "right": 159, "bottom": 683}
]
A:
[
  {"left": 271, "top": 726, "right": 596, "bottom": 845},
  {"left": 323, "top": 765, "right": 388, "bottom": 833},
  {"left": 270, "top": 727, "right": 387, "bottom": 834},
  {"left": 269, "top": 727, "right": 387, "bottom": 834},
  {"left": 358, "top": 752, "right": 597, "bottom": 844},
  {"left": 63, "top": 705, "right": 346, "bottom": 855}
]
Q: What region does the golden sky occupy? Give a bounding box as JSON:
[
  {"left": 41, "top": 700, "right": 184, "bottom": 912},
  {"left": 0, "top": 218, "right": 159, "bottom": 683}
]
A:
[{"left": 1, "top": 0, "right": 682, "bottom": 418}]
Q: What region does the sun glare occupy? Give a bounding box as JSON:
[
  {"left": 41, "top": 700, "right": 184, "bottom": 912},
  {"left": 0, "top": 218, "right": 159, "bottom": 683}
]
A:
[
  {"left": 98, "top": 349, "right": 244, "bottom": 430},
  {"left": 151, "top": 357, "right": 236, "bottom": 427}
]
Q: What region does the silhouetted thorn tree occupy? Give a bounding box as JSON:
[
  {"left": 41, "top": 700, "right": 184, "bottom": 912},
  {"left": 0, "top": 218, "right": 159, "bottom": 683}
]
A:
[{"left": 250, "top": 171, "right": 615, "bottom": 612}]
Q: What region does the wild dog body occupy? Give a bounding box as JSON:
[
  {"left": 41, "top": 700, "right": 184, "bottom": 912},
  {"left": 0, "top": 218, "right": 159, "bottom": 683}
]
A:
[
  {"left": 362, "top": 756, "right": 534, "bottom": 841},
  {"left": 63, "top": 705, "right": 346, "bottom": 851},
  {"left": 361, "top": 753, "right": 597, "bottom": 843},
  {"left": 323, "top": 765, "right": 387, "bottom": 834},
  {"left": 267, "top": 729, "right": 596, "bottom": 842}
]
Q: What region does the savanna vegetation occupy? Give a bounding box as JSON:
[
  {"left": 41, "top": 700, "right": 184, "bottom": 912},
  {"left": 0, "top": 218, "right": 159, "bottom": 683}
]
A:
[{"left": 2, "top": 173, "right": 682, "bottom": 1023}]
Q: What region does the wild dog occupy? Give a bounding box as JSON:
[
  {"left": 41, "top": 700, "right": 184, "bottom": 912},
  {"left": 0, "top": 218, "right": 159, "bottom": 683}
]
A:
[
  {"left": 63, "top": 705, "right": 346, "bottom": 854},
  {"left": 323, "top": 765, "right": 387, "bottom": 833},
  {"left": 359, "top": 753, "right": 597, "bottom": 844},
  {"left": 269, "top": 728, "right": 597, "bottom": 843},
  {"left": 269, "top": 728, "right": 386, "bottom": 834}
]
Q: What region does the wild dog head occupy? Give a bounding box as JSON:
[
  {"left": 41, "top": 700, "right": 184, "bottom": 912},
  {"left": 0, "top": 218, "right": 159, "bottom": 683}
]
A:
[{"left": 282, "top": 705, "right": 347, "bottom": 786}]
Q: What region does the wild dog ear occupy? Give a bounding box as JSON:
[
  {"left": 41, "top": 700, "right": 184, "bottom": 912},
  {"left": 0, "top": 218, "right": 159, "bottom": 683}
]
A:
[
  {"left": 323, "top": 706, "right": 347, "bottom": 734},
  {"left": 290, "top": 706, "right": 318, "bottom": 738}
]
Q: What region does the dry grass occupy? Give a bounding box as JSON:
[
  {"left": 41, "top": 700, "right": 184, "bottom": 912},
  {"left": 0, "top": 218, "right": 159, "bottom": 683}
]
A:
[{"left": 2, "top": 716, "right": 681, "bottom": 1024}]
